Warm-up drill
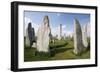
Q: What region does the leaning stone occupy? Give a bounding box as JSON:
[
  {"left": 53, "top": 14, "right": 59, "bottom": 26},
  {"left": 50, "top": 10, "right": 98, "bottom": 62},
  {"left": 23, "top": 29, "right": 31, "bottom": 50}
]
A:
[{"left": 73, "top": 18, "right": 84, "bottom": 55}]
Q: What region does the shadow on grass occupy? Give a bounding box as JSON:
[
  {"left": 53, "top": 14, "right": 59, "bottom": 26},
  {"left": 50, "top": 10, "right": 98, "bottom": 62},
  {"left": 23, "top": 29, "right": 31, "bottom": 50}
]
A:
[
  {"left": 50, "top": 42, "right": 68, "bottom": 49},
  {"left": 50, "top": 47, "right": 73, "bottom": 57}
]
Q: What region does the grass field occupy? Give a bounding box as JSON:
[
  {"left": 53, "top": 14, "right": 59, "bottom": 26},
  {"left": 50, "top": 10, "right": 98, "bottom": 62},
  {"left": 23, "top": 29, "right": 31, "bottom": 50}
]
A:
[{"left": 24, "top": 39, "right": 90, "bottom": 62}]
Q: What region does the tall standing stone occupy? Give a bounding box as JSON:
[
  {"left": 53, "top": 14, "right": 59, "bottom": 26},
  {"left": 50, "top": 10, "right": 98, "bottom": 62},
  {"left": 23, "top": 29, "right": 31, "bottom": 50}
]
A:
[
  {"left": 25, "top": 28, "right": 30, "bottom": 47},
  {"left": 37, "top": 15, "right": 51, "bottom": 53},
  {"left": 73, "top": 18, "right": 84, "bottom": 54},
  {"left": 57, "top": 24, "right": 62, "bottom": 40},
  {"left": 25, "top": 23, "right": 35, "bottom": 47},
  {"left": 82, "top": 25, "right": 88, "bottom": 48}
]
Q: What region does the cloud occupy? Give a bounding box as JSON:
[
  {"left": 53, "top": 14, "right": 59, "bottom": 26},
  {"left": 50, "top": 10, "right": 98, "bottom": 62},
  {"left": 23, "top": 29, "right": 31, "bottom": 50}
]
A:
[
  {"left": 50, "top": 25, "right": 58, "bottom": 36},
  {"left": 62, "top": 25, "right": 66, "bottom": 29},
  {"left": 25, "top": 17, "right": 32, "bottom": 30},
  {"left": 62, "top": 28, "right": 73, "bottom": 37},
  {"left": 57, "top": 13, "right": 60, "bottom": 17},
  {"left": 62, "top": 24, "right": 73, "bottom": 37}
]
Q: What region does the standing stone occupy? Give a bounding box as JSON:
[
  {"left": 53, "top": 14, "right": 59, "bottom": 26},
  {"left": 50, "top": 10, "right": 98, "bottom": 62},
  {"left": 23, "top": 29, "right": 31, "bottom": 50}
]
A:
[
  {"left": 82, "top": 25, "right": 88, "bottom": 48},
  {"left": 37, "top": 15, "right": 51, "bottom": 53},
  {"left": 25, "top": 23, "right": 35, "bottom": 47},
  {"left": 25, "top": 28, "right": 30, "bottom": 47},
  {"left": 57, "top": 24, "right": 62, "bottom": 40},
  {"left": 32, "top": 42, "right": 37, "bottom": 48},
  {"left": 73, "top": 18, "right": 84, "bottom": 54}
]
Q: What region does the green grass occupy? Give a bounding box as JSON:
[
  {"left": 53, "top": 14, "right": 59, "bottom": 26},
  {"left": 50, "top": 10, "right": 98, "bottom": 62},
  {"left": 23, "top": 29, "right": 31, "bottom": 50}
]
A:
[{"left": 24, "top": 39, "right": 90, "bottom": 62}]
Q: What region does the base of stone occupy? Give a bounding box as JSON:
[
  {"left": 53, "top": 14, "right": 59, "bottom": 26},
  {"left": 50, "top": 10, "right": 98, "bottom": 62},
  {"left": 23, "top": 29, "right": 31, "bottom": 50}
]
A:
[{"left": 73, "top": 47, "right": 88, "bottom": 56}]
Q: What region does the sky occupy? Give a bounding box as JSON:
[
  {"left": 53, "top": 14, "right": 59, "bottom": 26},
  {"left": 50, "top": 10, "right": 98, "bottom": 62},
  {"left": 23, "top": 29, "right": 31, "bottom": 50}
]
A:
[{"left": 24, "top": 11, "right": 90, "bottom": 37}]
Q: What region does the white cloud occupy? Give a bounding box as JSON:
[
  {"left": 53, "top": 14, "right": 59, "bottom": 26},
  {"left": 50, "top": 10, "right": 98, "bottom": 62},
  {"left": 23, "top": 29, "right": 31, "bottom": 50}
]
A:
[
  {"left": 62, "top": 28, "right": 73, "bottom": 37},
  {"left": 62, "top": 24, "right": 73, "bottom": 37},
  {"left": 50, "top": 25, "right": 58, "bottom": 37},
  {"left": 57, "top": 13, "right": 60, "bottom": 17},
  {"left": 62, "top": 25, "right": 66, "bottom": 29},
  {"left": 25, "top": 17, "right": 32, "bottom": 30}
]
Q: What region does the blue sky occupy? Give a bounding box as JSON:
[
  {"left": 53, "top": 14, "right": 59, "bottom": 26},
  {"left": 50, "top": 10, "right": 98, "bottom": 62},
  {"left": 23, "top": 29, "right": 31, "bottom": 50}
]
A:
[{"left": 24, "top": 11, "right": 90, "bottom": 37}]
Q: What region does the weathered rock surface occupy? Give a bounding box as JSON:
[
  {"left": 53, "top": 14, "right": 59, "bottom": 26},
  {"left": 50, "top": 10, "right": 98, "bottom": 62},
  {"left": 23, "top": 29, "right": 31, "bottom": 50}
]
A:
[
  {"left": 73, "top": 18, "right": 84, "bottom": 54},
  {"left": 37, "top": 15, "right": 51, "bottom": 53}
]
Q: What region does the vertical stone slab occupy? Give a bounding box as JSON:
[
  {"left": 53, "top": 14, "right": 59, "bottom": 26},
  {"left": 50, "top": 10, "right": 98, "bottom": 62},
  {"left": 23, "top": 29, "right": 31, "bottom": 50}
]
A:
[
  {"left": 74, "top": 18, "right": 83, "bottom": 54},
  {"left": 25, "top": 23, "right": 35, "bottom": 47},
  {"left": 37, "top": 15, "right": 51, "bottom": 53},
  {"left": 82, "top": 25, "right": 88, "bottom": 48},
  {"left": 28, "top": 23, "right": 33, "bottom": 46},
  {"left": 25, "top": 28, "right": 30, "bottom": 47}
]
